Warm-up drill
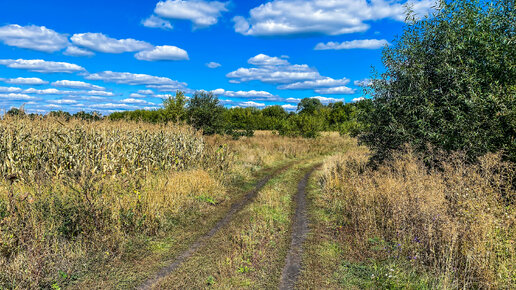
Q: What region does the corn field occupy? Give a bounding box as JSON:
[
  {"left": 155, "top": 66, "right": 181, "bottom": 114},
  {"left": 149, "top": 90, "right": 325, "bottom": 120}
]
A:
[{"left": 0, "top": 116, "right": 207, "bottom": 184}]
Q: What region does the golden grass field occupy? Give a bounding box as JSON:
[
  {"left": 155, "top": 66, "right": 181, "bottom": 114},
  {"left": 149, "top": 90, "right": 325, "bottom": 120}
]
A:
[{"left": 1, "top": 116, "right": 514, "bottom": 289}]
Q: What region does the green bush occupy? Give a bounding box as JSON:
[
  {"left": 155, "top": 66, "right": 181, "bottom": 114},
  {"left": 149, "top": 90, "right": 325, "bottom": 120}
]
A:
[{"left": 360, "top": 0, "right": 516, "bottom": 163}]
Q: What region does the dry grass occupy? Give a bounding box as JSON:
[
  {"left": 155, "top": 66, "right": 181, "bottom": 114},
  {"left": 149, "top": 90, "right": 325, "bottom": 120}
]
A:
[
  {"left": 0, "top": 117, "right": 351, "bottom": 288},
  {"left": 318, "top": 148, "right": 516, "bottom": 288}
]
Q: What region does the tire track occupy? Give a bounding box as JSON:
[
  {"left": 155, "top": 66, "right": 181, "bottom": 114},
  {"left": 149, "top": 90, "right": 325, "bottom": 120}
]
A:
[
  {"left": 138, "top": 162, "right": 294, "bottom": 290},
  {"left": 279, "top": 165, "right": 320, "bottom": 290}
]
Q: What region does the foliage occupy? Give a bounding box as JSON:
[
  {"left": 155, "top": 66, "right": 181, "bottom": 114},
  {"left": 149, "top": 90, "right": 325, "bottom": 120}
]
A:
[
  {"left": 186, "top": 91, "right": 225, "bottom": 135},
  {"left": 360, "top": 0, "right": 516, "bottom": 162},
  {"left": 319, "top": 149, "right": 516, "bottom": 288}
]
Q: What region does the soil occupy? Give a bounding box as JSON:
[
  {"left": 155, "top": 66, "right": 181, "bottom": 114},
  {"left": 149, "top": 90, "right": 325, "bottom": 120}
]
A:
[{"left": 279, "top": 165, "right": 320, "bottom": 290}]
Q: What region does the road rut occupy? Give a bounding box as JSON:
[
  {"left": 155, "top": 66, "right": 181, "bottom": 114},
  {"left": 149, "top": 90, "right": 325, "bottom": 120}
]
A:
[
  {"left": 138, "top": 162, "right": 294, "bottom": 290},
  {"left": 279, "top": 165, "right": 320, "bottom": 290}
]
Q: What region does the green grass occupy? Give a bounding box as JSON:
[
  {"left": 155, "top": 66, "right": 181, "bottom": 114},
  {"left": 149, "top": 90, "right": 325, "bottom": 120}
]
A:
[{"left": 155, "top": 158, "right": 325, "bottom": 289}]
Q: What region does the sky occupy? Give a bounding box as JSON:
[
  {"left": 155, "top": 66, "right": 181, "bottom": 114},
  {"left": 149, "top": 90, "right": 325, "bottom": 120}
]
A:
[{"left": 0, "top": 0, "right": 435, "bottom": 114}]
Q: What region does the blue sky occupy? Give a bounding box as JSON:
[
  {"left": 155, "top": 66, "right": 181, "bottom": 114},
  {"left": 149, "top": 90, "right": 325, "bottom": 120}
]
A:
[{"left": 0, "top": 0, "right": 435, "bottom": 114}]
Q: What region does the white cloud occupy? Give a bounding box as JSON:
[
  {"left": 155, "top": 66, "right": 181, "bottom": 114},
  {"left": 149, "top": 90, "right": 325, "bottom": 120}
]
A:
[
  {"left": 48, "top": 99, "right": 78, "bottom": 104},
  {"left": 315, "top": 39, "right": 389, "bottom": 50},
  {"left": 248, "top": 54, "right": 289, "bottom": 66},
  {"left": 44, "top": 104, "right": 63, "bottom": 109},
  {"left": 311, "top": 96, "right": 346, "bottom": 104},
  {"left": 129, "top": 93, "right": 146, "bottom": 98},
  {"left": 153, "top": 0, "right": 229, "bottom": 28},
  {"left": 206, "top": 62, "right": 221, "bottom": 68},
  {"left": 71, "top": 33, "right": 153, "bottom": 53},
  {"left": 0, "top": 59, "right": 85, "bottom": 73},
  {"left": 1, "top": 77, "right": 48, "bottom": 85},
  {"left": 23, "top": 88, "right": 65, "bottom": 95},
  {"left": 0, "top": 93, "right": 36, "bottom": 100},
  {"left": 84, "top": 71, "right": 187, "bottom": 88},
  {"left": 227, "top": 54, "right": 355, "bottom": 95},
  {"left": 120, "top": 98, "right": 156, "bottom": 105},
  {"left": 63, "top": 46, "right": 95, "bottom": 56},
  {"left": 0, "top": 87, "right": 22, "bottom": 93},
  {"left": 239, "top": 101, "right": 265, "bottom": 107},
  {"left": 285, "top": 97, "right": 301, "bottom": 103},
  {"left": 137, "top": 89, "right": 155, "bottom": 95},
  {"left": 52, "top": 80, "right": 106, "bottom": 90},
  {"left": 212, "top": 88, "right": 278, "bottom": 100},
  {"left": 234, "top": 0, "right": 434, "bottom": 36},
  {"left": 86, "top": 90, "right": 114, "bottom": 96},
  {"left": 227, "top": 54, "right": 320, "bottom": 84},
  {"left": 314, "top": 86, "right": 356, "bottom": 95},
  {"left": 354, "top": 78, "right": 372, "bottom": 87},
  {"left": 22, "top": 88, "right": 114, "bottom": 97},
  {"left": 282, "top": 104, "right": 297, "bottom": 110},
  {"left": 0, "top": 24, "right": 68, "bottom": 52},
  {"left": 278, "top": 77, "right": 350, "bottom": 90},
  {"left": 142, "top": 15, "right": 173, "bottom": 30},
  {"left": 90, "top": 103, "right": 139, "bottom": 110},
  {"left": 135, "top": 45, "right": 189, "bottom": 61},
  {"left": 352, "top": 97, "right": 366, "bottom": 102}
]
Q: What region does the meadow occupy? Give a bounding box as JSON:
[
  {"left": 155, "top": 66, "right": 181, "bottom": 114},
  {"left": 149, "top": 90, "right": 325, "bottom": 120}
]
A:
[{"left": 0, "top": 115, "right": 347, "bottom": 288}]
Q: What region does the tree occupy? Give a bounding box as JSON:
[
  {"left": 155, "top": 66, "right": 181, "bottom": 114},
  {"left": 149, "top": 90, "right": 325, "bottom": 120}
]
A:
[
  {"left": 187, "top": 91, "right": 225, "bottom": 135},
  {"left": 162, "top": 91, "right": 187, "bottom": 122},
  {"left": 297, "top": 98, "right": 323, "bottom": 115},
  {"left": 360, "top": 0, "right": 516, "bottom": 163}
]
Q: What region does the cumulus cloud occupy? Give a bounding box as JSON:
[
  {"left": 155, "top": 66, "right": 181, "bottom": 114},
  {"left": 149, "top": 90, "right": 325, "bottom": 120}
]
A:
[
  {"left": 212, "top": 88, "right": 278, "bottom": 100},
  {"left": 0, "top": 87, "right": 22, "bottom": 93},
  {"left": 354, "top": 78, "right": 372, "bottom": 87},
  {"left": 234, "top": 0, "right": 435, "bottom": 36},
  {"left": 206, "top": 62, "right": 221, "bottom": 68},
  {"left": 282, "top": 104, "right": 297, "bottom": 110},
  {"left": 315, "top": 39, "right": 389, "bottom": 50},
  {"left": 278, "top": 77, "right": 350, "bottom": 90},
  {"left": 311, "top": 96, "right": 346, "bottom": 104},
  {"left": 153, "top": 0, "right": 229, "bottom": 28},
  {"left": 227, "top": 54, "right": 355, "bottom": 95},
  {"left": 0, "top": 93, "right": 37, "bottom": 100},
  {"left": 52, "top": 80, "right": 106, "bottom": 90},
  {"left": 84, "top": 71, "right": 187, "bottom": 88},
  {"left": 285, "top": 97, "right": 301, "bottom": 103},
  {"left": 142, "top": 15, "right": 173, "bottom": 30},
  {"left": 226, "top": 54, "right": 320, "bottom": 84},
  {"left": 137, "top": 89, "right": 155, "bottom": 95},
  {"left": 71, "top": 33, "right": 153, "bottom": 54},
  {"left": 239, "top": 101, "right": 265, "bottom": 107},
  {"left": 352, "top": 97, "right": 366, "bottom": 102},
  {"left": 0, "top": 24, "right": 69, "bottom": 52},
  {"left": 48, "top": 99, "right": 78, "bottom": 104},
  {"left": 248, "top": 54, "right": 289, "bottom": 66},
  {"left": 89, "top": 103, "right": 140, "bottom": 110},
  {"left": 135, "top": 45, "right": 189, "bottom": 61},
  {"left": 63, "top": 46, "right": 95, "bottom": 56},
  {"left": 0, "top": 59, "right": 85, "bottom": 73},
  {"left": 22, "top": 87, "right": 114, "bottom": 97},
  {"left": 314, "top": 86, "right": 356, "bottom": 95},
  {"left": 1, "top": 77, "right": 48, "bottom": 85},
  {"left": 120, "top": 98, "right": 157, "bottom": 105}
]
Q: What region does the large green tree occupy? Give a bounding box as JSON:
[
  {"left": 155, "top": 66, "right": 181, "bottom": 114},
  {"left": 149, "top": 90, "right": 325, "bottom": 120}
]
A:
[
  {"left": 360, "top": 0, "right": 516, "bottom": 162},
  {"left": 187, "top": 91, "right": 225, "bottom": 135}
]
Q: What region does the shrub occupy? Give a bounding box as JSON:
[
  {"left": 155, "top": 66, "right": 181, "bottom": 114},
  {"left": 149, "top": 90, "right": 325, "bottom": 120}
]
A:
[
  {"left": 319, "top": 149, "right": 516, "bottom": 288},
  {"left": 360, "top": 0, "right": 516, "bottom": 163}
]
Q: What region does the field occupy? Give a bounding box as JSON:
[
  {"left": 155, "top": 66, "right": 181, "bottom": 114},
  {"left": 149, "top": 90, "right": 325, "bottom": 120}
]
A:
[{"left": 1, "top": 116, "right": 514, "bottom": 289}]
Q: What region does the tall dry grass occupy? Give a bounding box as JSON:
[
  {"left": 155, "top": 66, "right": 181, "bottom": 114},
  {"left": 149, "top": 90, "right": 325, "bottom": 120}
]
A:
[
  {"left": 319, "top": 149, "right": 515, "bottom": 288},
  {"left": 0, "top": 117, "right": 349, "bottom": 288}
]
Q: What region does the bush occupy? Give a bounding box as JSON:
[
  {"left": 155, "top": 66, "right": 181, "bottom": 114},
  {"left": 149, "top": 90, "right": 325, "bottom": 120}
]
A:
[
  {"left": 360, "top": 0, "right": 516, "bottom": 163},
  {"left": 320, "top": 149, "right": 516, "bottom": 288},
  {"left": 187, "top": 91, "right": 225, "bottom": 135}
]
